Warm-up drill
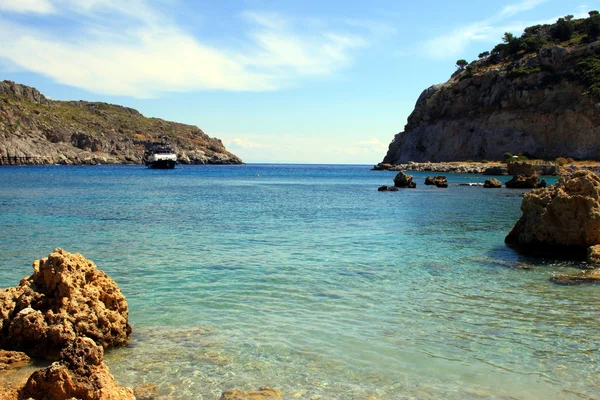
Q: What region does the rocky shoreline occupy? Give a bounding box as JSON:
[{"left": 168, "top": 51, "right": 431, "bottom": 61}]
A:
[{"left": 373, "top": 161, "right": 562, "bottom": 176}]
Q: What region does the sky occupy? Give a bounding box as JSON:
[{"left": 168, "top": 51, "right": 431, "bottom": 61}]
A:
[{"left": 0, "top": 0, "right": 596, "bottom": 164}]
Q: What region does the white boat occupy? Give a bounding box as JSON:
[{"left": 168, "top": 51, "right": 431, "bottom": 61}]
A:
[{"left": 143, "top": 143, "right": 177, "bottom": 169}]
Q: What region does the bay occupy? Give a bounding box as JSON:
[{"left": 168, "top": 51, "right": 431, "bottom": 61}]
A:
[{"left": 0, "top": 164, "right": 596, "bottom": 399}]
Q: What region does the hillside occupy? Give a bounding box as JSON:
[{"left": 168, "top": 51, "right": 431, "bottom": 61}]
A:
[
  {"left": 0, "top": 81, "right": 242, "bottom": 165},
  {"left": 382, "top": 12, "right": 600, "bottom": 165}
]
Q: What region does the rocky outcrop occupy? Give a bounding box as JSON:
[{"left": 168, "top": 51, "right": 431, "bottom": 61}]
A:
[
  {"left": 424, "top": 175, "right": 448, "bottom": 188},
  {"left": 0, "top": 248, "right": 131, "bottom": 357},
  {"left": 505, "top": 170, "right": 600, "bottom": 258},
  {"left": 393, "top": 171, "right": 416, "bottom": 188},
  {"left": 220, "top": 387, "right": 282, "bottom": 400},
  {"left": 0, "top": 80, "right": 242, "bottom": 165},
  {"left": 20, "top": 337, "right": 134, "bottom": 400},
  {"left": 483, "top": 178, "right": 502, "bottom": 188},
  {"left": 505, "top": 162, "right": 546, "bottom": 188},
  {"left": 382, "top": 39, "right": 600, "bottom": 164}
]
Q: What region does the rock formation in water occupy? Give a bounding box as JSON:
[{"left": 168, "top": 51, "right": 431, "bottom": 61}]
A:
[
  {"left": 483, "top": 178, "right": 503, "bottom": 188},
  {"left": 393, "top": 171, "right": 416, "bottom": 188},
  {"left": 0, "top": 80, "right": 242, "bottom": 165},
  {"left": 0, "top": 248, "right": 131, "bottom": 357},
  {"left": 19, "top": 337, "right": 135, "bottom": 400},
  {"left": 382, "top": 14, "right": 600, "bottom": 164},
  {"left": 505, "top": 170, "right": 600, "bottom": 259}
]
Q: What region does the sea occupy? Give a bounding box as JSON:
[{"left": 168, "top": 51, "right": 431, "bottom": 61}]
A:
[{"left": 0, "top": 164, "right": 597, "bottom": 400}]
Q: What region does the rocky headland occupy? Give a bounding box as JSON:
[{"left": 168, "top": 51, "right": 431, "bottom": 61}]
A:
[
  {"left": 0, "top": 80, "right": 242, "bottom": 165},
  {"left": 381, "top": 14, "right": 600, "bottom": 165}
]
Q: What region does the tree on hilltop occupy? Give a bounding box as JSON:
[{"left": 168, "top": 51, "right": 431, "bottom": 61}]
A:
[{"left": 456, "top": 59, "right": 468, "bottom": 70}]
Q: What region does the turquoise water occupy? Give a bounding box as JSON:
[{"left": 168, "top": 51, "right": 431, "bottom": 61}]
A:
[{"left": 0, "top": 165, "right": 597, "bottom": 399}]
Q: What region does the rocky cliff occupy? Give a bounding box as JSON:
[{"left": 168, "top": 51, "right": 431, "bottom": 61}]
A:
[
  {"left": 0, "top": 81, "right": 242, "bottom": 165},
  {"left": 383, "top": 15, "right": 600, "bottom": 164}
]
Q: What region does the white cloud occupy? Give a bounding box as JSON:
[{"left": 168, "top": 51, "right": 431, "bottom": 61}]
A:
[
  {"left": 217, "top": 133, "right": 389, "bottom": 164},
  {"left": 498, "top": 0, "right": 548, "bottom": 19},
  {"left": 0, "top": 2, "right": 371, "bottom": 97},
  {"left": 0, "top": 0, "right": 54, "bottom": 14},
  {"left": 227, "top": 138, "right": 267, "bottom": 150},
  {"left": 421, "top": 0, "right": 579, "bottom": 60}
]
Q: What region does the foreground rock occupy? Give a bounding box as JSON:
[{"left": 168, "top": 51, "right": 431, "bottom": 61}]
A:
[
  {"left": 20, "top": 337, "right": 134, "bottom": 400},
  {"left": 505, "top": 170, "right": 600, "bottom": 258},
  {"left": 0, "top": 248, "right": 131, "bottom": 357},
  {"left": 0, "top": 350, "right": 30, "bottom": 371},
  {"left": 483, "top": 178, "right": 502, "bottom": 188},
  {"left": 393, "top": 171, "right": 416, "bottom": 188},
  {"left": 220, "top": 387, "right": 282, "bottom": 400}
]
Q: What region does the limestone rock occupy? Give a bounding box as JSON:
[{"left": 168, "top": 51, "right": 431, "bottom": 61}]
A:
[
  {"left": 588, "top": 244, "right": 600, "bottom": 264},
  {"left": 220, "top": 387, "right": 282, "bottom": 400},
  {"left": 393, "top": 171, "right": 416, "bottom": 188},
  {"left": 20, "top": 337, "right": 134, "bottom": 400},
  {"left": 505, "top": 170, "right": 600, "bottom": 257},
  {"left": 0, "top": 350, "right": 31, "bottom": 371},
  {"left": 483, "top": 178, "right": 502, "bottom": 188},
  {"left": 377, "top": 185, "right": 399, "bottom": 192},
  {"left": 0, "top": 248, "right": 131, "bottom": 356}
]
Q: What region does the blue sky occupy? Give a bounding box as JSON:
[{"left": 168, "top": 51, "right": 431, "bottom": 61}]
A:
[{"left": 0, "top": 0, "right": 596, "bottom": 164}]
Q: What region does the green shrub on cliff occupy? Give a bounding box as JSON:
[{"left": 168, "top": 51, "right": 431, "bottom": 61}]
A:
[{"left": 574, "top": 54, "right": 600, "bottom": 99}]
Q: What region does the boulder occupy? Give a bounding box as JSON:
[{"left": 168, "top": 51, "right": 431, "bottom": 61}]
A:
[
  {"left": 505, "top": 170, "right": 600, "bottom": 258},
  {"left": 505, "top": 163, "right": 541, "bottom": 189},
  {"left": 377, "top": 185, "right": 399, "bottom": 192},
  {"left": 220, "top": 387, "right": 282, "bottom": 400},
  {"left": 20, "top": 337, "right": 135, "bottom": 400},
  {"left": 425, "top": 176, "right": 447, "bottom": 187},
  {"left": 483, "top": 178, "right": 502, "bottom": 188},
  {"left": 0, "top": 248, "right": 131, "bottom": 357},
  {"left": 393, "top": 171, "right": 416, "bottom": 188}
]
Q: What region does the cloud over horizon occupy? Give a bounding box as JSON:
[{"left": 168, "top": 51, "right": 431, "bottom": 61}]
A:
[
  {"left": 421, "top": 0, "right": 587, "bottom": 60},
  {"left": 0, "top": 0, "right": 370, "bottom": 98}
]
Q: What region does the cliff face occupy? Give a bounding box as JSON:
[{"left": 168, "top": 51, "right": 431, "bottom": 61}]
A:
[
  {"left": 0, "top": 81, "right": 242, "bottom": 165},
  {"left": 383, "top": 41, "right": 600, "bottom": 164}
]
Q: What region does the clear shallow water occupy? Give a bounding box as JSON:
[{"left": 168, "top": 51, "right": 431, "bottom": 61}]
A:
[{"left": 0, "top": 164, "right": 597, "bottom": 399}]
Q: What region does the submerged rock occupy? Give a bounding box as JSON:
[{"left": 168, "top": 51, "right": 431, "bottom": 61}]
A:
[
  {"left": 483, "top": 178, "right": 502, "bottom": 188},
  {"left": 550, "top": 269, "right": 600, "bottom": 285},
  {"left": 0, "top": 248, "right": 131, "bottom": 357},
  {"left": 220, "top": 386, "right": 282, "bottom": 400},
  {"left": 377, "top": 185, "right": 399, "bottom": 192},
  {"left": 20, "top": 337, "right": 135, "bottom": 400},
  {"left": 505, "top": 170, "right": 600, "bottom": 258}
]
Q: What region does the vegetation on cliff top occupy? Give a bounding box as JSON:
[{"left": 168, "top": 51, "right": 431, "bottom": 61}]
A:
[{"left": 454, "top": 11, "right": 600, "bottom": 98}]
